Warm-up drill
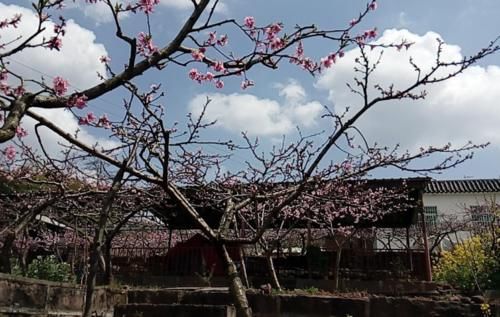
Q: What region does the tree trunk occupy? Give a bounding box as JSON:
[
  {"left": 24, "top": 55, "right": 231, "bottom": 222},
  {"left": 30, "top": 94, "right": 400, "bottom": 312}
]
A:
[
  {"left": 220, "top": 243, "right": 252, "bottom": 317},
  {"left": 307, "top": 219, "right": 312, "bottom": 279},
  {"left": 265, "top": 252, "right": 281, "bottom": 291},
  {"left": 20, "top": 247, "right": 29, "bottom": 275},
  {"left": 103, "top": 239, "right": 113, "bottom": 285},
  {"left": 0, "top": 232, "right": 15, "bottom": 273},
  {"left": 82, "top": 243, "right": 100, "bottom": 317},
  {"left": 82, "top": 165, "right": 127, "bottom": 317},
  {"left": 333, "top": 248, "right": 342, "bottom": 290},
  {"left": 239, "top": 247, "right": 250, "bottom": 288}
]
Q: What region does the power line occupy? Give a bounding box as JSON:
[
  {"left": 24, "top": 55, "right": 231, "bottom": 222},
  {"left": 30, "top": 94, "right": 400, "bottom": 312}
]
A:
[
  {"left": 5, "top": 57, "right": 257, "bottom": 170},
  {"left": 5, "top": 56, "right": 123, "bottom": 118}
]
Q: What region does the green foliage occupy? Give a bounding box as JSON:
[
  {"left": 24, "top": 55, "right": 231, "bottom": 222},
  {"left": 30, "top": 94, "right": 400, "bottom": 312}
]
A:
[
  {"left": 13, "top": 256, "right": 74, "bottom": 283},
  {"left": 434, "top": 236, "right": 497, "bottom": 291},
  {"left": 0, "top": 175, "right": 43, "bottom": 193},
  {"left": 10, "top": 258, "right": 24, "bottom": 276},
  {"left": 303, "top": 286, "right": 320, "bottom": 294}
]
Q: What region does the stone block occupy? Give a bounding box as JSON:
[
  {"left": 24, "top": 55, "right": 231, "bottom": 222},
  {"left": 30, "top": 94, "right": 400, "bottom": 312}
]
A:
[{"left": 113, "top": 303, "right": 236, "bottom": 317}]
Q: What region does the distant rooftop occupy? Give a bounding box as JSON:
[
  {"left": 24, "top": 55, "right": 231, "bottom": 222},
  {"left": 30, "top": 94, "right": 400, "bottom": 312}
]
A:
[{"left": 425, "top": 179, "right": 500, "bottom": 194}]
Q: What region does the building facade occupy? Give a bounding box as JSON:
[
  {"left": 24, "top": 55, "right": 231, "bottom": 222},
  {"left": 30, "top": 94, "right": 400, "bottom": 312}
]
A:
[{"left": 422, "top": 179, "right": 500, "bottom": 250}]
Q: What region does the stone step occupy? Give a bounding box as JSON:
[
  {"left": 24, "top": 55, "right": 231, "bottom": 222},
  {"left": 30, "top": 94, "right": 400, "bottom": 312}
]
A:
[
  {"left": 114, "top": 303, "right": 235, "bottom": 317},
  {"left": 0, "top": 307, "right": 82, "bottom": 317}
]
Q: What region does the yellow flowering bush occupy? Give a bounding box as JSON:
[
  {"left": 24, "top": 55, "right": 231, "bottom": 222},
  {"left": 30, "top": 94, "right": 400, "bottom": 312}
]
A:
[{"left": 434, "top": 236, "right": 497, "bottom": 290}]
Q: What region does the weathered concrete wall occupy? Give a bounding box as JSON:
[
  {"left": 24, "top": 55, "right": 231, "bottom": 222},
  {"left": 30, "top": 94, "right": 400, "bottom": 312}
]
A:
[
  {"left": 250, "top": 294, "right": 370, "bottom": 317},
  {"left": 1, "top": 273, "right": 498, "bottom": 317},
  {"left": 114, "top": 303, "right": 236, "bottom": 317},
  {"left": 369, "top": 296, "right": 488, "bottom": 317},
  {"left": 116, "top": 275, "right": 230, "bottom": 287},
  {"left": 0, "top": 273, "right": 126, "bottom": 317},
  {"left": 126, "top": 288, "right": 499, "bottom": 317},
  {"left": 295, "top": 278, "right": 446, "bottom": 295}
]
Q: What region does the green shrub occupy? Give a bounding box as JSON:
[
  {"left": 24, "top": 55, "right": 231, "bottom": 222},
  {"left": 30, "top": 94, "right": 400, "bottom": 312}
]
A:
[
  {"left": 23, "top": 255, "right": 74, "bottom": 283},
  {"left": 434, "top": 236, "right": 497, "bottom": 291},
  {"left": 304, "top": 286, "right": 320, "bottom": 294}
]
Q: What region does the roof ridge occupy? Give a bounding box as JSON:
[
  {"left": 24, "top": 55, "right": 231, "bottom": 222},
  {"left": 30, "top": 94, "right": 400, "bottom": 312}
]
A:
[{"left": 425, "top": 179, "right": 500, "bottom": 194}]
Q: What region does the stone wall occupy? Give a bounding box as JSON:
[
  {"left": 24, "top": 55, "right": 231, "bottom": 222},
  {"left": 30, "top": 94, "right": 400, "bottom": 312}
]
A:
[
  {"left": 126, "top": 288, "right": 499, "bottom": 317},
  {"left": 0, "top": 273, "right": 126, "bottom": 317},
  {"left": 0, "top": 273, "right": 498, "bottom": 317},
  {"left": 114, "top": 303, "right": 236, "bottom": 317},
  {"left": 295, "top": 278, "right": 445, "bottom": 295}
]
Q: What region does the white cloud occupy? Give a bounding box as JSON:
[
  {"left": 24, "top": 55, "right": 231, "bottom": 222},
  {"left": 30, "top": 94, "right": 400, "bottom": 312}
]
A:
[
  {"left": 65, "top": 0, "right": 226, "bottom": 23},
  {"left": 316, "top": 29, "right": 500, "bottom": 150},
  {"left": 0, "top": 3, "right": 112, "bottom": 154},
  {"left": 23, "top": 109, "right": 117, "bottom": 156},
  {"left": 160, "top": 0, "right": 227, "bottom": 13},
  {"left": 65, "top": 1, "right": 129, "bottom": 25},
  {"left": 0, "top": 3, "right": 107, "bottom": 88},
  {"left": 188, "top": 80, "right": 323, "bottom": 136},
  {"left": 276, "top": 80, "right": 307, "bottom": 104}
]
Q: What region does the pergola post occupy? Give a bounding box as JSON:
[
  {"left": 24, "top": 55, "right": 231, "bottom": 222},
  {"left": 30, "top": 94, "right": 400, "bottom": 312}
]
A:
[
  {"left": 406, "top": 226, "right": 413, "bottom": 274},
  {"left": 420, "top": 208, "right": 432, "bottom": 281}
]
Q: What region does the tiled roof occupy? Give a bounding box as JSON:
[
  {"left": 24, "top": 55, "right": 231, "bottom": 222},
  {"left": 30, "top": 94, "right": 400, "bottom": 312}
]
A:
[{"left": 425, "top": 179, "right": 500, "bottom": 194}]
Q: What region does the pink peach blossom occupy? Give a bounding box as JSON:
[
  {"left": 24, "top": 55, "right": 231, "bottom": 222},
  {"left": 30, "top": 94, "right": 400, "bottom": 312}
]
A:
[
  {"left": 4, "top": 145, "right": 16, "bottom": 161},
  {"left": 53, "top": 76, "right": 68, "bottom": 96},
  {"left": 243, "top": 16, "right": 255, "bottom": 29}
]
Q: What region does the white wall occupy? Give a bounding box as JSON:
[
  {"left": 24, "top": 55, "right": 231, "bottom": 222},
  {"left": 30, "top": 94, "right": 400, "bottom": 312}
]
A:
[
  {"left": 422, "top": 192, "right": 499, "bottom": 250},
  {"left": 375, "top": 192, "right": 499, "bottom": 251},
  {"left": 423, "top": 192, "right": 500, "bottom": 218}
]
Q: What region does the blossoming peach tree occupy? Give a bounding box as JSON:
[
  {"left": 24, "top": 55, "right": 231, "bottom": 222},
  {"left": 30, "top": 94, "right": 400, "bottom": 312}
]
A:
[{"left": 1, "top": 1, "right": 499, "bottom": 316}]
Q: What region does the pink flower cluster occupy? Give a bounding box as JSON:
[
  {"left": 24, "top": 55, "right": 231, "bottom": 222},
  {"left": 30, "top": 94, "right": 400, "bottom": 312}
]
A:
[
  {"left": 1, "top": 69, "right": 25, "bottom": 97},
  {"left": 320, "top": 53, "right": 336, "bottom": 69},
  {"left": 212, "top": 61, "right": 225, "bottom": 72},
  {"left": 205, "top": 32, "right": 228, "bottom": 47},
  {"left": 98, "top": 114, "right": 112, "bottom": 129},
  {"left": 364, "top": 27, "right": 378, "bottom": 39},
  {"left": 99, "top": 55, "right": 111, "bottom": 64},
  {"left": 78, "top": 112, "right": 96, "bottom": 125},
  {"left": 289, "top": 42, "right": 319, "bottom": 72},
  {"left": 0, "top": 68, "right": 8, "bottom": 94},
  {"left": 0, "top": 82, "right": 7, "bottom": 95},
  {"left": 191, "top": 48, "right": 206, "bottom": 61},
  {"left": 215, "top": 79, "right": 224, "bottom": 89},
  {"left": 0, "top": 13, "right": 21, "bottom": 29},
  {"left": 52, "top": 76, "right": 68, "bottom": 96},
  {"left": 265, "top": 23, "right": 282, "bottom": 41},
  {"left": 15, "top": 126, "right": 28, "bottom": 138},
  {"left": 78, "top": 112, "right": 112, "bottom": 129},
  {"left": 138, "top": 0, "right": 160, "bottom": 14},
  {"left": 189, "top": 68, "right": 211, "bottom": 82},
  {"left": 243, "top": 16, "right": 255, "bottom": 29},
  {"left": 46, "top": 16, "right": 66, "bottom": 50},
  {"left": 355, "top": 27, "right": 378, "bottom": 44},
  {"left": 47, "top": 37, "right": 62, "bottom": 50},
  {"left": 270, "top": 37, "right": 285, "bottom": 51},
  {"left": 349, "top": 1, "right": 377, "bottom": 27},
  {"left": 137, "top": 32, "right": 158, "bottom": 57},
  {"left": 0, "top": 77, "right": 25, "bottom": 98},
  {"left": 67, "top": 94, "right": 88, "bottom": 109},
  {"left": 4, "top": 145, "right": 16, "bottom": 161},
  {"left": 240, "top": 79, "right": 254, "bottom": 90},
  {"left": 188, "top": 68, "right": 224, "bottom": 89},
  {"left": 0, "top": 68, "right": 6, "bottom": 81}
]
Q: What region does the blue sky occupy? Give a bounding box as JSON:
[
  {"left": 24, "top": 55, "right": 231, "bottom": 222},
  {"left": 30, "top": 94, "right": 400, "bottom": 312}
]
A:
[{"left": 1, "top": 0, "right": 500, "bottom": 179}]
